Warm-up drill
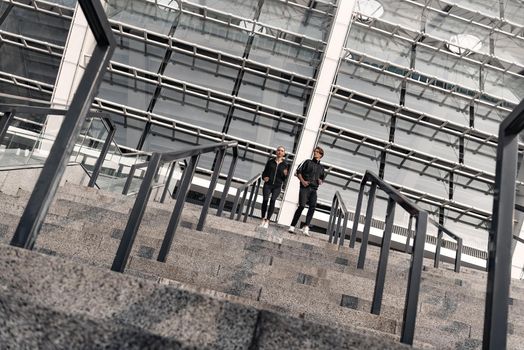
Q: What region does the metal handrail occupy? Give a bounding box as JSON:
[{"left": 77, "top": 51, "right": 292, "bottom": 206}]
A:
[
  {"left": 348, "top": 170, "right": 427, "bottom": 345},
  {"left": 8, "top": 0, "right": 115, "bottom": 251},
  {"left": 327, "top": 191, "right": 349, "bottom": 246},
  {"left": 230, "top": 173, "right": 262, "bottom": 223},
  {"left": 430, "top": 219, "right": 463, "bottom": 273},
  {"left": 111, "top": 140, "right": 238, "bottom": 273},
  {"left": 483, "top": 97, "right": 524, "bottom": 349}
]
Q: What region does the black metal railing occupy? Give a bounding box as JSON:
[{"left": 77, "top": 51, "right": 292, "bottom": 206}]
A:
[
  {"left": 7, "top": 0, "right": 115, "bottom": 250},
  {"left": 347, "top": 170, "right": 427, "bottom": 345},
  {"left": 431, "top": 219, "right": 462, "bottom": 273},
  {"left": 483, "top": 97, "right": 524, "bottom": 349},
  {"left": 111, "top": 141, "right": 238, "bottom": 272},
  {"left": 327, "top": 191, "right": 349, "bottom": 246},
  {"left": 229, "top": 174, "right": 262, "bottom": 223}
]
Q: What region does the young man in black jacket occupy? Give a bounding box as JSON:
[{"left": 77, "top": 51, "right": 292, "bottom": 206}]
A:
[
  {"left": 289, "top": 146, "right": 325, "bottom": 236},
  {"left": 259, "top": 146, "right": 289, "bottom": 229}
]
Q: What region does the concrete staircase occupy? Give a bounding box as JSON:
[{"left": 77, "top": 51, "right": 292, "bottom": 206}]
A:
[{"left": 0, "top": 181, "right": 523, "bottom": 349}]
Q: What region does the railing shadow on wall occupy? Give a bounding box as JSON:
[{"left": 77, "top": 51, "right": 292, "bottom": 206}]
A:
[{"left": 111, "top": 141, "right": 238, "bottom": 272}]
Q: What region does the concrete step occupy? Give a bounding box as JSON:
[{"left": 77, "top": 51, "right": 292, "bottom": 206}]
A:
[{"left": 0, "top": 243, "right": 419, "bottom": 350}]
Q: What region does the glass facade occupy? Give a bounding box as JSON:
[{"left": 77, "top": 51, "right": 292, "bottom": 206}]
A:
[{"left": 1, "top": 0, "right": 524, "bottom": 252}]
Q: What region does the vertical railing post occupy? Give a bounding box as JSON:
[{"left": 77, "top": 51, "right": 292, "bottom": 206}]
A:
[
  {"left": 160, "top": 161, "right": 177, "bottom": 203},
  {"left": 122, "top": 163, "right": 140, "bottom": 195},
  {"left": 434, "top": 228, "right": 443, "bottom": 269},
  {"left": 483, "top": 123, "right": 519, "bottom": 349},
  {"left": 243, "top": 181, "right": 257, "bottom": 222},
  {"left": 339, "top": 214, "right": 348, "bottom": 247},
  {"left": 328, "top": 196, "right": 338, "bottom": 243},
  {"left": 157, "top": 154, "right": 200, "bottom": 263},
  {"left": 88, "top": 118, "right": 115, "bottom": 188},
  {"left": 248, "top": 177, "right": 261, "bottom": 217},
  {"left": 197, "top": 149, "right": 226, "bottom": 231},
  {"left": 455, "top": 238, "right": 462, "bottom": 273},
  {"left": 111, "top": 153, "right": 161, "bottom": 272},
  {"left": 371, "top": 197, "right": 396, "bottom": 315},
  {"left": 350, "top": 180, "right": 367, "bottom": 248},
  {"left": 333, "top": 208, "right": 343, "bottom": 245},
  {"left": 357, "top": 182, "right": 377, "bottom": 269},
  {"left": 404, "top": 215, "right": 414, "bottom": 253},
  {"left": 230, "top": 191, "right": 242, "bottom": 220},
  {"left": 236, "top": 187, "right": 249, "bottom": 221},
  {"left": 0, "top": 111, "right": 13, "bottom": 142},
  {"left": 400, "top": 211, "right": 427, "bottom": 345},
  {"left": 217, "top": 147, "right": 238, "bottom": 217}
]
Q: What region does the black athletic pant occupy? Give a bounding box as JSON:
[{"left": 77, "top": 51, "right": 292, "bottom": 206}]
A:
[
  {"left": 290, "top": 186, "right": 317, "bottom": 227},
  {"left": 261, "top": 183, "right": 281, "bottom": 220}
]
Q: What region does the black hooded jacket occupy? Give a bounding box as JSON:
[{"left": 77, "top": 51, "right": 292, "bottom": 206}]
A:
[
  {"left": 296, "top": 158, "right": 325, "bottom": 189},
  {"left": 262, "top": 158, "right": 289, "bottom": 187}
]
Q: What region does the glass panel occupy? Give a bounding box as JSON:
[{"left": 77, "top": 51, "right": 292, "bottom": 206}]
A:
[
  {"left": 345, "top": 23, "right": 412, "bottom": 67},
  {"left": 228, "top": 109, "right": 298, "bottom": 151},
  {"left": 482, "top": 66, "right": 524, "bottom": 105},
  {"left": 325, "top": 98, "right": 391, "bottom": 141},
  {"left": 474, "top": 103, "right": 509, "bottom": 135},
  {"left": 463, "top": 138, "right": 497, "bottom": 173},
  {"left": 336, "top": 60, "right": 402, "bottom": 104},
  {"left": 112, "top": 35, "right": 165, "bottom": 72},
  {"left": 453, "top": 175, "right": 493, "bottom": 212},
  {"left": 395, "top": 119, "right": 460, "bottom": 163},
  {"left": 404, "top": 82, "right": 471, "bottom": 128},
  {"left": 415, "top": 45, "right": 480, "bottom": 92},
  {"left": 384, "top": 155, "right": 451, "bottom": 199},
  {"left": 174, "top": 14, "right": 250, "bottom": 57},
  {"left": 249, "top": 35, "right": 321, "bottom": 77},
  {"left": 504, "top": 0, "right": 524, "bottom": 26},
  {"left": 189, "top": 0, "right": 258, "bottom": 19},
  {"left": 0, "top": 45, "right": 61, "bottom": 85},
  {"left": 106, "top": 0, "right": 179, "bottom": 35},
  {"left": 153, "top": 88, "right": 228, "bottom": 132},
  {"left": 317, "top": 133, "right": 381, "bottom": 175},
  {"left": 164, "top": 51, "right": 238, "bottom": 94},
  {"left": 260, "top": 0, "right": 333, "bottom": 41},
  {"left": 368, "top": 0, "right": 425, "bottom": 33},
  {"left": 238, "top": 72, "right": 308, "bottom": 114},
  {"left": 97, "top": 73, "right": 156, "bottom": 111}
]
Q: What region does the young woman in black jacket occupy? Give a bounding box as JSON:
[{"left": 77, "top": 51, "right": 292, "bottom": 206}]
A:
[{"left": 259, "top": 146, "right": 289, "bottom": 229}]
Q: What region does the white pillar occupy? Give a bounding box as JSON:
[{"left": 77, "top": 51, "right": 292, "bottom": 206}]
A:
[
  {"left": 41, "top": 3, "right": 98, "bottom": 154},
  {"left": 277, "top": 0, "right": 357, "bottom": 225}
]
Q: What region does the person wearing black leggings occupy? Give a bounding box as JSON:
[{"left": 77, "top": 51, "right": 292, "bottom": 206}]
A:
[{"left": 259, "top": 146, "right": 289, "bottom": 229}]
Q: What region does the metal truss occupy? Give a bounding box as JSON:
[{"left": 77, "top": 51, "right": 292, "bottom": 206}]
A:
[
  {"left": 0, "top": 30, "right": 64, "bottom": 57},
  {"left": 341, "top": 48, "right": 517, "bottom": 114},
  {"left": 0, "top": 71, "right": 54, "bottom": 95},
  {"left": 320, "top": 121, "right": 500, "bottom": 187},
  {"left": 352, "top": 15, "right": 524, "bottom": 77},
  {"left": 330, "top": 86, "right": 524, "bottom": 152},
  {"left": 92, "top": 97, "right": 296, "bottom": 161},
  {"left": 322, "top": 162, "right": 492, "bottom": 227},
  {"left": 0, "top": 0, "right": 75, "bottom": 18},
  {"left": 106, "top": 61, "right": 306, "bottom": 127},
  {"left": 404, "top": 0, "right": 524, "bottom": 39},
  {"left": 110, "top": 20, "right": 316, "bottom": 91}
]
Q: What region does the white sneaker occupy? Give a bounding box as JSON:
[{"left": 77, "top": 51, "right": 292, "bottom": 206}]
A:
[
  {"left": 303, "top": 226, "right": 310, "bottom": 236},
  {"left": 262, "top": 220, "right": 269, "bottom": 229},
  {"left": 288, "top": 226, "right": 295, "bottom": 233}
]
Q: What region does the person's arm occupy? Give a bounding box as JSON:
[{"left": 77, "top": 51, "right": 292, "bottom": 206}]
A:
[
  {"left": 297, "top": 173, "right": 309, "bottom": 187},
  {"left": 318, "top": 165, "right": 326, "bottom": 186},
  {"left": 262, "top": 160, "right": 271, "bottom": 182}
]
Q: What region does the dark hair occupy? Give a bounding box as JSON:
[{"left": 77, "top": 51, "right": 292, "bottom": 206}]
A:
[{"left": 314, "top": 146, "right": 324, "bottom": 156}]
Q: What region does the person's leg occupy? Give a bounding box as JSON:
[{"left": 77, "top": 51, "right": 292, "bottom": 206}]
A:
[
  {"left": 266, "top": 185, "right": 281, "bottom": 220},
  {"left": 290, "top": 187, "right": 308, "bottom": 227},
  {"left": 304, "top": 189, "right": 318, "bottom": 227},
  {"left": 260, "top": 183, "right": 271, "bottom": 220}
]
